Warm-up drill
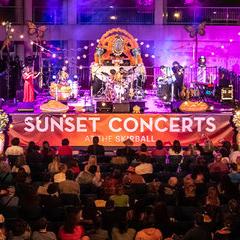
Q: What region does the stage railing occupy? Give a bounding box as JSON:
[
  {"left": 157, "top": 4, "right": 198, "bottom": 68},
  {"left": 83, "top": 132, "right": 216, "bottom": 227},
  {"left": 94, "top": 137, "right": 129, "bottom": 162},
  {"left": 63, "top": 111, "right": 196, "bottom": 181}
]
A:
[
  {"left": 77, "top": 7, "right": 154, "bottom": 25},
  {"left": 0, "top": 5, "right": 24, "bottom": 24},
  {"left": 33, "top": 6, "right": 68, "bottom": 24},
  {"left": 165, "top": 7, "right": 240, "bottom": 25}
]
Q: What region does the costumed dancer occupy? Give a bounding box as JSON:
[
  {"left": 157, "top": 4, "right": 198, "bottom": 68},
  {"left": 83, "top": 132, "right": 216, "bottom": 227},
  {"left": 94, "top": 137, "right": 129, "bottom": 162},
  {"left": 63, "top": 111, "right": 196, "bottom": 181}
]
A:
[
  {"left": 22, "top": 66, "right": 40, "bottom": 102},
  {"left": 57, "top": 66, "right": 69, "bottom": 85}
]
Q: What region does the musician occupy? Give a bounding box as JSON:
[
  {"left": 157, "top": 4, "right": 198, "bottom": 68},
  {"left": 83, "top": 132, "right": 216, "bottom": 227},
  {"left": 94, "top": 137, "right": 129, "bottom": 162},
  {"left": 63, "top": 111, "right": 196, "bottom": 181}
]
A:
[
  {"left": 58, "top": 66, "right": 69, "bottom": 85},
  {"left": 172, "top": 61, "right": 184, "bottom": 100},
  {"left": 22, "top": 66, "right": 40, "bottom": 102}
]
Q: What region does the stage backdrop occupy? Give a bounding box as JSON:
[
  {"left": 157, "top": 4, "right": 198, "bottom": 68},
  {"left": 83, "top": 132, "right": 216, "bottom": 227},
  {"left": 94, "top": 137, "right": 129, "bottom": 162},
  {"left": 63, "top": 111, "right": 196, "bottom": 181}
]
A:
[{"left": 8, "top": 113, "right": 234, "bottom": 146}]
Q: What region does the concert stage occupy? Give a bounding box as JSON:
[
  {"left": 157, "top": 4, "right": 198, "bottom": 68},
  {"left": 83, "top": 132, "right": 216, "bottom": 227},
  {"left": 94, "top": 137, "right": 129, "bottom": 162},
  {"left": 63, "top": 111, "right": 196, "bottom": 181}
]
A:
[{"left": 3, "top": 94, "right": 234, "bottom": 147}]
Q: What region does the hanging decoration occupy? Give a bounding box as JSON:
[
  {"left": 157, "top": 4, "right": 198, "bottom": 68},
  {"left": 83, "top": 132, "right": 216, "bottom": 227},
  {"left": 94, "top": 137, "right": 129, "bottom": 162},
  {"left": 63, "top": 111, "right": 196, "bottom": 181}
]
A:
[
  {"left": 0, "top": 21, "right": 13, "bottom": 57},
  {"left": 26, "top": 21, "right": 47, "bottom": 43}
]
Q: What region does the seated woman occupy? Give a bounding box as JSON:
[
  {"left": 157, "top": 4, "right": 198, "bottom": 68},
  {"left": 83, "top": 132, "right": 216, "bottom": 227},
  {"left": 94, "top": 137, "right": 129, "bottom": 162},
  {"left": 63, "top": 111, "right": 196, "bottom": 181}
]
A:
[
  {"left": 58, "top": 207, "right": 88, "bottom": 240},
  {"left": 169, "top": 140, "right": 183, "bottom": 156},
  {"left": 110, "top": 184, "right": 129, "bottom": 208},
  {"left": 137, "top": 144, "right": 151, "bottom": 157},
  {"left": 183, "top": 144, "right": 200, "bottom": 156},
  {"left": 11, "top": 155, "right": 31, "bottom": 175},
  {"left": 48, "top": 156, "right": 61, "bottom": 175},
  {"left": 84, "top": 155, "right": 100, "bottom": 172},
  {"left": 151, "top": 140, "right": 168, "bottom": 157}
]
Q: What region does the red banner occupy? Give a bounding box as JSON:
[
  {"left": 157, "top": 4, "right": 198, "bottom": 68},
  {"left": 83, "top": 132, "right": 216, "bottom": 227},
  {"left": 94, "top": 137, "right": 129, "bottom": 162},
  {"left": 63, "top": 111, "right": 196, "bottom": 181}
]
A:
[{"left": 8, "top": 113, "right": 233, "bottom": 146}]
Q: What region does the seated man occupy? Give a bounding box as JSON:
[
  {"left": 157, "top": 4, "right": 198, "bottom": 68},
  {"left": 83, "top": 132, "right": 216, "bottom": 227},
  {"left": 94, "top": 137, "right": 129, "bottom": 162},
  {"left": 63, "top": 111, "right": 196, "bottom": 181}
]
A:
[{"left": 87, "top": 136, "right": 105, "bottom": 156}]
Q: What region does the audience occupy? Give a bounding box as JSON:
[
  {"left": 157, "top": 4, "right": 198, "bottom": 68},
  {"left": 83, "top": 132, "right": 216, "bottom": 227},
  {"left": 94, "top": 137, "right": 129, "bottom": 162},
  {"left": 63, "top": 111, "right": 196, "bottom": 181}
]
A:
[{"left": 1, "top": 137, "right": 240, "bottom": 240}]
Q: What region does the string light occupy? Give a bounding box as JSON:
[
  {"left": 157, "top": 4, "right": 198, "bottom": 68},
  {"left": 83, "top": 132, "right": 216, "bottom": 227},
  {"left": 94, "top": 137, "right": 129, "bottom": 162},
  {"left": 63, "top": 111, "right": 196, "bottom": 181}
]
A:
[
  {"left": 90, "top": 43, "right": 94, "bottom": 47},
  {"left": 146, "top": 44, "right": 150, "bottom": 48},
  {"left": 9, "top": 124, "right": 14, "bottom": 129},
  {"left": 77, "top": 56, "right": 81, "bottom": 60},
  {"left": 151, "top": 55, "right": 155, "bottom": 58},
  {"left": 140, "top": 42, "right": 144, "bottom": 46},
  {"left": 144, "top": 53, "right": 149, "bottom": 57},
  {"left": 52, "top": 53, "right": 56, "bottom": 58},
  {"left": 10, "top": 28, "right": 14, "bottom": 33},
  {"left": 65, "top": 60, "right": 69, "bottom": 64},
  {"left": 79, "top": 65, "right": 83, "bottom": 69},
  {"left": 221, "top": 45, "right": 224, "bottom": 49},
  {"left": 19, "top": 34, "right": 24, "bottom": 39},
  {"left": 82, "top": 54, "right": 87, "bottom": 59},
  {"left": 229, "top": 39, "right": 233, "bottom": 42},
  {"left": 84, "top": 46, "right": 88, "bottom": 50},
  {"left": 30, "top": 41, "right": 34, "bottom": 45}
]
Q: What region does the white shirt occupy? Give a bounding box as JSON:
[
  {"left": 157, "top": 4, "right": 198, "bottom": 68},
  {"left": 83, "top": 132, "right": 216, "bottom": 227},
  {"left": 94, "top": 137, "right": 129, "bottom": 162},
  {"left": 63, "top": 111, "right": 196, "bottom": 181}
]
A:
[
  {"left": 12, "top": 165, "right": 31, "bottom": 175},
  {"left": 5, "top": 146, "right": 24, "bottom": 156},
  {"left": 135, "top": 163, "right": 153, "bottom": 175}
]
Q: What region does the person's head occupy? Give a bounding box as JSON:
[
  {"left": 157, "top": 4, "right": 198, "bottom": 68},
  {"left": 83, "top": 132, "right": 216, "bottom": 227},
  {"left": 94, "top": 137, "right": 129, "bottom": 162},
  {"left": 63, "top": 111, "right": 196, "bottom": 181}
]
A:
[
  {"left": 160, "top": 65, "right": 166, "bottom": 70},
  {"left": 110, "top": 69, "right": 116, "bottom": 75},
  {"left": 168, "top": 176, "right": 178, "bottom": 187},
  {"left": 214, "top": 152, "right": 222, "bottom": 162},
  {"left": 88, "top": 155, "right": 97, "bottom": 165},
  {"left": 140, "top": 143, "right": 148, "bottom": 152},
  {"left": 156, "top": 140, "right": 163, "bottom": 150},
  {"left": 27, "top": 141, "right": 39, "bottom": 152},
  {"left": 47, "top": 183, "right": 59, "bottom": 195},
  {"left": 172, "top": 140, "right": 181, "bottom": 153},
  {"left": 207, "top": 186, "right": 219, "bottom": 199},
  {"left": 65, "top": 170, "right": 75, "bottom": 180},
  {"left": 7, "top": 186, "right": 16, "bottom": 197},
  {"left": 35, "top": 217, "right": 48, "bottom": 231},
  {"left": 172, "top": 61, "right": 180, "bottom": 67},
  {"left": 138, "top": 154, "right": 148, "bottom": 163},
  {"left": 222, "top": 141, "right": 231, "bottom": 151},
  {"left": 11, "top": 218, "right": 30, "bottom": 237},
  {"left": 194, "top": 212, "right": 204, "bottom": 226},
  {"left": 42, "top": 141, "right": 50, "bottom": 149},
  {"left": 92, "top": 136, "right": 99, "bottom": 145},
  {"left": 64, "top": 207, "right": 81, "bottom": 233},
  {"left": 231, "top": 163, "right": 238, "bottom": 172},
  {"left": 88, "top": 165, "right": 97, "bottom": 175},
  {"left": 62, "top": 138, "right": 69, "bottom": 146},
  {"left": 59, "top": 163, "right": 67, "bottom": 173},
  {"left": 11, "top": 137, "right": 20, "bottom": 146}
]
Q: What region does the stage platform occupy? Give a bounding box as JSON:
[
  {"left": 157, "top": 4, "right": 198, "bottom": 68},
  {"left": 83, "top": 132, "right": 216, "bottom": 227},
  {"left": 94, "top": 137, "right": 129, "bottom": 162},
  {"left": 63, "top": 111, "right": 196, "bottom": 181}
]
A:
[{"left": 3, "top": 94, "right": 234, "bottom": 147}]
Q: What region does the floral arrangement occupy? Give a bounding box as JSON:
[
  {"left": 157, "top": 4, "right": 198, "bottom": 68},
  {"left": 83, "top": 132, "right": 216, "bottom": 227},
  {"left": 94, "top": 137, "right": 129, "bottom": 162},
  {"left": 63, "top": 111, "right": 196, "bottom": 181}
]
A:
[
  {"left": 0, "top": 111, "right": 9, "bottom": 132},
  {"left": 233, "top": 109, "right": 240, "bottom": 128}
]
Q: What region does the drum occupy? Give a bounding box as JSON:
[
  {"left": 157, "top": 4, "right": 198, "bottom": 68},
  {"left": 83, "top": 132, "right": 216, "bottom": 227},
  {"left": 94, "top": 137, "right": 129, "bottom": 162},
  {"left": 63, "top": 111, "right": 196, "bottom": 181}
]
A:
[{"left": 71, "top": 81, "right": 79, "bottom": 98}]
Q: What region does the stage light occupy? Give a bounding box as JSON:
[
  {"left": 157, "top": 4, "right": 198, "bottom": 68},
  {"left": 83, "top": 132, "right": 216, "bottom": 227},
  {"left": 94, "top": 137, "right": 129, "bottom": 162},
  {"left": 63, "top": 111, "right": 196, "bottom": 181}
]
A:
[
  {"left": 65, "top": 60, "right": 69, "bottom": 64},
  {"left": 213, "top": 11, "right": 217, "bottom": 14},
  {"left": 2, "top": 21, "right": 6, "bottom": 26},
  {"left": 146, "top": 44, "right": 150, "bottom": 48},
  {"left": 140, "top": 41, "right": 144, "bottom": 45},
  {"left": 82, "top": 54, "right": 87, "bottom": 59},
  {"left": 77, "top": 56, "right": 81, "bottom": 60},
  {"left": 52, "top": 75, "right": 56, "bottom": 80},
  {"left": 9, "top": 124, "right": 14, "bottom": 129},
  {"left": 221, "top": 45, "right": 224, "bottom": 49},
  {"left": 63, "top": 114, "right": 67, "bottom": 118},
  {"left": 151, "top": 55, "right": 155, "bottom": 58},
  {"left": 20, "top": 34, "right": 24, "bottom": 39},
  {"left": 10, "top": 28, "right": 14, "bottom": 32},
  {"left": 211, "top": 52, "right": 215, "bottom": 56},
  {"left": 110, "top": 15, "right": 117, "bottom": 20},
  {"left": 79, "top": 65, "right": 83, "bottom": 70},
  {"left": 90, "top": 43, "right": 94, "bottom": 47},
  {"left": 229, "top": 39, "right": 233, "bottom": 42},
  {"left": 135, "top": 38, "right": 138, "bottom": 41},
  {"left": 52, "top": 53, "right": 56, "bottom": 58},
  {"left": 73, "top": 75, "right": 78, "bottom": 79},
  {"left": 173, "top": 11, "right": 181, "bottom": 19},
  {"left": 238, "top": 32, "right": 240, "bottom": 36},
  {"left": 163, "top": 96, "right": 167, "bottom": 100},
  {"left": 144, "top": 53, "right": 149, "bottom": 57},
  {"left": 41, "top": 48, "right": 44, "bottom": 52},
  {"left": 30, "top": 41, "right": 34, "bottom": 45},
  {"left": 109, "top": 5, "right": 114, "bottom": 8},
  {"left": 209, "top": 106, "right": 214, "bottom": 111},
  {"left": 102, "top": 102, "right": 106, "bottom": 107},
  {"left": 84, "top": 46, "right": 88, "bottom": 50},
  {"left": 97, "top": 39, "right": 100, "bottom": 43},
  {"left": 152, "top": 84, "right": 157, "bottom": 88}
]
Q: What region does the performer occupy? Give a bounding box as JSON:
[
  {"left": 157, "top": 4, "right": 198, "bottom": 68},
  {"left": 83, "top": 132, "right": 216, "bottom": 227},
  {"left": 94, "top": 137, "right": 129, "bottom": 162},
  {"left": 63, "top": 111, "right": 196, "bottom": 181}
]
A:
[
  {"left": 22, "top": 66, "right": 40, "bottom": 102},
  {"left": 172, "top": 61, "right": 184, "bottom": 100},
  {"left": 57, "top": 66, "right": 69, "bottom": 85}
]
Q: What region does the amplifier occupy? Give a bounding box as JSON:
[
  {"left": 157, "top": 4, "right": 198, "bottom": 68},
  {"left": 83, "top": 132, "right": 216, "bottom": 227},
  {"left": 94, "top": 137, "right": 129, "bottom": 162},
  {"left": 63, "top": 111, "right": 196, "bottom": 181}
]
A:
[
  {"left": 221, "top": 85, "right": 233, "bottom": 101},
  {"left": 112, "top": 102, "right": 130, "bottom": 113},
  {"left": 96, "top": 101, "right": 113, "bottom": 113}
]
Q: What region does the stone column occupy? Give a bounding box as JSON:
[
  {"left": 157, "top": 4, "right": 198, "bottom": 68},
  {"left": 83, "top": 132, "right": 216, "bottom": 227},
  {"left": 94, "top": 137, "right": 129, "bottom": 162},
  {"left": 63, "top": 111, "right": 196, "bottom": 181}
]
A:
[
  {"left": 15, "top": 0, "right": 24, "bottom": 24},
  {"left": 24, "top": 0, "right": 33, "bottom": 57}
]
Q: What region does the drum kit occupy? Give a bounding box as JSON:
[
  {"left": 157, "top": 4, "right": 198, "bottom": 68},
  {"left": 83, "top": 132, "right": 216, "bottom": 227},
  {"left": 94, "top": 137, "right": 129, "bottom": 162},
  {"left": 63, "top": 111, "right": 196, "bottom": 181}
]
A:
[{"left": 95, "top": 68, "right": 144, "bottom": 102}]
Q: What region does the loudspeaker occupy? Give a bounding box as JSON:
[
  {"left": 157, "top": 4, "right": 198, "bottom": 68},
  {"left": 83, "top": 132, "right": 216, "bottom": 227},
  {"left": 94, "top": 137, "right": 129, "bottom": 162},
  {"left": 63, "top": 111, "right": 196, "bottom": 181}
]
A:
[
  {"left": 96, "top": 101, "right": 113, "bottom": 113},
  {"left": 112, "top": 103, "right": 130, "bottom": 113},
  {"left": 17, "top": 102, "right": 34, "bottom": 112},
  {"left": 130, "top": 101, "right": 146, "bottom": 113}
]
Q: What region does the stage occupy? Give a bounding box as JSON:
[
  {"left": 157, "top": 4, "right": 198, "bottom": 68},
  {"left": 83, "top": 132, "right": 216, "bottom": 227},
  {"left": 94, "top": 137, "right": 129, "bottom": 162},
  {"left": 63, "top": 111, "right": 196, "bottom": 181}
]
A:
[{"left": 3, "top": 93, "right": 234, "bottom": 147}]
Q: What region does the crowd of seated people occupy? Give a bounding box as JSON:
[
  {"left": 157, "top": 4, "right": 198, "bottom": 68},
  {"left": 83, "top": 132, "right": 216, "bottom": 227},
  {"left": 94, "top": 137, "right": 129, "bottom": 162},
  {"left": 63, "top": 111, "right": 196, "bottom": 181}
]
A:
[{"left": 0, "top": 136, "right": 239, "bottom": 239}]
